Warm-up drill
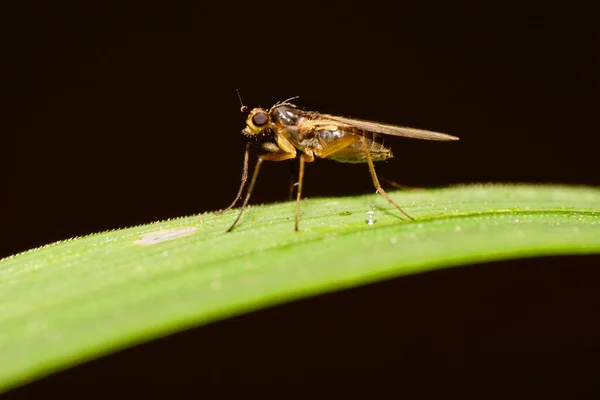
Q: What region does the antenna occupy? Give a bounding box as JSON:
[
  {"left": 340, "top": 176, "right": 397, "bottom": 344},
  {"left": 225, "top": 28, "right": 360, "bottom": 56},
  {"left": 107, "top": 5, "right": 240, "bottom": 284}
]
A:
[{"left": 236, "top": 89, "right": 248, "bottom": 113}]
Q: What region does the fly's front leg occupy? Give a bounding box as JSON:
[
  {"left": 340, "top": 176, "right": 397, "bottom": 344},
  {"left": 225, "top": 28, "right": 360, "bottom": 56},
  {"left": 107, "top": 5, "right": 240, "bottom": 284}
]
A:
[
  {"left": 360, "top": 136, "right": 414, "bottom": 220},
  {"left": 227, "top": 151, "right": 296, "bottom": 232},
  {"left": 216, "top": 143, "right": 250, "bottom": 215}
]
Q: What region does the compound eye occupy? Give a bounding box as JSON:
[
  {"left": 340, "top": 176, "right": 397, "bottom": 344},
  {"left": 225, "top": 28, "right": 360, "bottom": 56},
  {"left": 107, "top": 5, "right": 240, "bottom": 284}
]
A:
[{"left": 252, "top": 111, "right": 269, "bottom": 127}]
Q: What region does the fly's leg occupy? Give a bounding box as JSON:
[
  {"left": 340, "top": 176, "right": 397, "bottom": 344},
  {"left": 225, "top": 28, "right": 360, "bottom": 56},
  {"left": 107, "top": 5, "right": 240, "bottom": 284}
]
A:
[
  {"left": 318, "top": 135, "right": 361, "bottom": 158},
  {"left": 319, "top": 134, "right": 419, "bottom": 193},
  {"left": 288, "top": 159, "right": 298, "bottom": 201},
  {"left": 319, "top": 135, "right": 414, "bottom": 219},
  {"left": 295, "top": 153, "right": 314, "bottom": 231},
  {"left": 360, "top": 136, "right": 414, "bottom": 220},
  {"left": 227, "top": 151, "right": 296, "bottom": 232},
  {"left": 216, "top": 143, "right": 250, "bottom": 215}
]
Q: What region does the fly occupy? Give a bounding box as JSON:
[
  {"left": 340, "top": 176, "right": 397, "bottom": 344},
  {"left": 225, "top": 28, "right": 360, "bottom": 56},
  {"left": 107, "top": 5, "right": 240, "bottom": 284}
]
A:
[{"left": 219, "top": 94, "right": 459, "bottom": 232}]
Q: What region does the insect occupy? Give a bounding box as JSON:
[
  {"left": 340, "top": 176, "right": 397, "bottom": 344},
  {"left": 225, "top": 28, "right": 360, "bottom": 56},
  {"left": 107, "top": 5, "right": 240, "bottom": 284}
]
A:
[{"left": 219, "top": 95, "right": 459, "bottom": 232}]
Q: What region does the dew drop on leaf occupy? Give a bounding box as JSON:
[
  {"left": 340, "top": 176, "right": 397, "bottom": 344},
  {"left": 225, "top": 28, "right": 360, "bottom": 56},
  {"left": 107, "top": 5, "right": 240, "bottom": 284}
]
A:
[{"left": 366, "top": 211, "right": 376, "bottom": 225}]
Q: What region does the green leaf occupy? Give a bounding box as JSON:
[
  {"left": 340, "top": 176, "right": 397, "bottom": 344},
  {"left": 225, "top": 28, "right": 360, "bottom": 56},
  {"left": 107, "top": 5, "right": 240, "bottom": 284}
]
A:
[{"left": 1, "top": 184, "right": 600, "bottom": 392}]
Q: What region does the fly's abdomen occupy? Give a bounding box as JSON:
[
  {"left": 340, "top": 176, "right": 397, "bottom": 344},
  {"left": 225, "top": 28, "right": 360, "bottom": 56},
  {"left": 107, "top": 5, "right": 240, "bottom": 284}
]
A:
[{"left": 317, "top": 129, "right": 393, "bottom": 163}]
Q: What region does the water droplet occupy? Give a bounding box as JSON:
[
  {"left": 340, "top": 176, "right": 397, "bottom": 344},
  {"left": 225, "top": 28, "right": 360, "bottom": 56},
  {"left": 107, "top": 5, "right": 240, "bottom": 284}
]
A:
[
  {"left": 339, "top": 211, "right": 352, "bottom": 216},
  {"left": 366, "top": 211, "right": 376, "bottom": 225}
]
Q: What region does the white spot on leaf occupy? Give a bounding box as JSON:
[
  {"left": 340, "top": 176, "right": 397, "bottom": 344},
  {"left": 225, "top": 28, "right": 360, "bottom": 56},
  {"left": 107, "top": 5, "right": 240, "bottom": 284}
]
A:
[{"left": 134, "top": 226, "right": 197, "bottom": 246}]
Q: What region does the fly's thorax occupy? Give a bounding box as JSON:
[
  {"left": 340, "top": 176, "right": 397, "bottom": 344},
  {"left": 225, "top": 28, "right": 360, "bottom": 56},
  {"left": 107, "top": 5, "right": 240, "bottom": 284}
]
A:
[{"left": 270, "top": 104, "right": 305, "bottom": 127}]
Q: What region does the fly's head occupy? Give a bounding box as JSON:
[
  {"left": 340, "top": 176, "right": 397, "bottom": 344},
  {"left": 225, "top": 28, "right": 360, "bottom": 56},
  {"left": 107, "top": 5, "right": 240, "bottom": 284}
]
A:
[{"left": 242, "top": 107, "right": 273, "bottom": 138}]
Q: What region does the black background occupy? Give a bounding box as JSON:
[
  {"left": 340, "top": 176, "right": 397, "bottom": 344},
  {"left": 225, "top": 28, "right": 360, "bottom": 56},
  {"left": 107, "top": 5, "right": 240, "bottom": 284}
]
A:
[{"left": 3, "top": 0, "right": 600, "bottom": 397}]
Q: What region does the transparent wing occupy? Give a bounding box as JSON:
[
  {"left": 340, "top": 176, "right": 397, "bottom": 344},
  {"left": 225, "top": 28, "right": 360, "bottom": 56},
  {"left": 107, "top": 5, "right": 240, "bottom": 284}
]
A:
[{"left": 316, "top": 114, "right": 459, "bottom": 141}]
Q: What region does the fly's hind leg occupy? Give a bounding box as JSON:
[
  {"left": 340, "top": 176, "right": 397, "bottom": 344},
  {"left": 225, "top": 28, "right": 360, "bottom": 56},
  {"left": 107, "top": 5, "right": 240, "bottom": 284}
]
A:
[
  {"left": 318, "top": 135, "right": 361, "bottom": 158},
  {"left": 359, "top": 136, "right": 414, "bottom": 220},
  {"left": 316, "top": 134, "right": 414, "bottom": 219}
]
